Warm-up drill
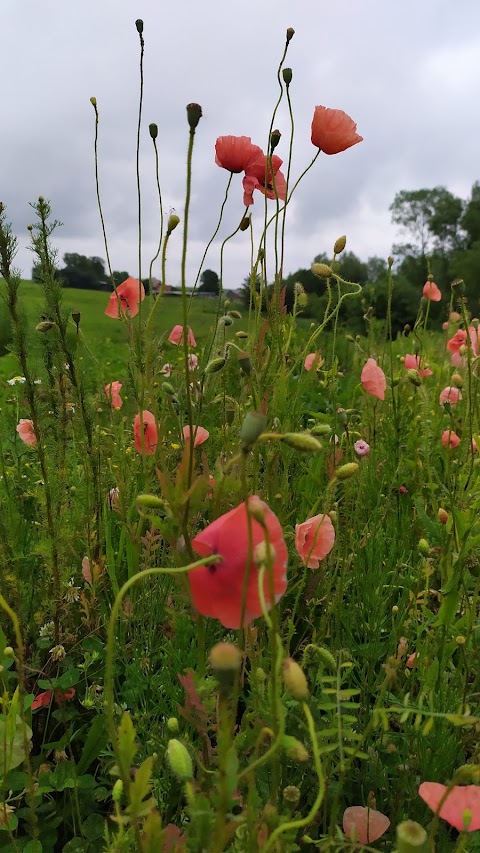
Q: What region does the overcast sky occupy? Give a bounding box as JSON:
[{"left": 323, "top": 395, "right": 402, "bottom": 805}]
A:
[{"left": 3, "top": 0, "right": 480, "bottom": 291}]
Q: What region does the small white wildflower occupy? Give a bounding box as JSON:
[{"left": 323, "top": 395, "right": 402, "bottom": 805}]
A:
[
  {"left": 39, "top": 621, "right": 55, "bottom": 640},
  {"left": 7, "top": 376, "right": 26, "bottom": 386},
  {"left": 49, "top": 644, "right": 66, "bottom": 662}
]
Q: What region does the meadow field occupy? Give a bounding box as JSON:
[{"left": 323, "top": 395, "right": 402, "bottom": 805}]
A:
[{"left": 1, "top": 19, "right": 480, "bottom": 853}]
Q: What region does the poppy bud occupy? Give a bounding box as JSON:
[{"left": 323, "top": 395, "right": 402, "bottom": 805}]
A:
[
  {"left": 248, "top": 496, "right": 266, "bottom": 524},
  {"left": 311, "top": 262, "right": 333, "bottom": 279},
  {"left": 71, "top": 309, "right": 81, "bottom": 327},
  {"left": 161, "top": 382, "right": 175, "bottom": 395},
  {"left": 294, "top": 282, "right": 308, "bottom": 306},
  {"left": 334, "top": 462, "right": 359, "bottom": 480},
  {"left": 395, "top": 820, "right": 428, "bottom": 852},
  {"left": 136, "top": 494, "right": 166, "bottom": 510},
  {"left": 286, "top": 27, "right": 295, "bottom": 43},
  {"left": 451, "top": 278, "right": 465, "bottom": 295},
  {"left": 135, "top": 19, "right": 144, "bottom": 33},
  {"left": 90, "top": 96, "right": 97, "bottom": 107},
  {"left": 36, "top": 320, "right": 56, "bottom": 332},
  {"left": 345, "top": 334, "right": 355, "bottom": 343},
  {"left": 209, "top": 642, "right": 243, "bottom": 691},
  {"left": 239, "top": 216, "right": 251, "bottom": 232},
  {"left": 149, "top": 123, "right": 158, "bottom": 140},
  {"left": 418, "top": 538, "right": 430, "bottom": 556},
  {"left": 282, "top": 658, "right": 309, "bottom": 700},
  {"left": 311, "top": 423, "right": 331, "bottom": 436},
  {"left": 282, "top": 433, "right": 322, "bottom": 453},
  {"left": 281, "top": 735, "right": 309, "bottom": 762},
  {"left": 427, "top": 273, "right": 434, "bottom": 282},
  {"left": 186, "top": 103, "right": 202, "bottom": 130},
  {"left": 167, "top": 717, "right": 179, "bottom": 733},
  {"left": 167, "top": 739, "right": 193, "bottom": 781},
  {"left": 451, "top": 372, "right": 463, "bottom": 388},
  {"left": 282, "top": 68, "right": 292, "bottom": 86},
  {"left": 205, "top": 356, "right": 227, "bottom": 374},
  {"left": 240, "top": 411, "right": 267, "bottom": 449},
  {"left": 219, "top": 314, "right": 233, "bottom": 326},
  {"left": 438, "top": 508, "right": 449, "bottom": 525},
  {"left": 228, "top": 310, "right": 242, "bottom": 319},
  {"left": 283, "top": 785, "right": 301, "bottom": 804},
  {"left": 270, "top": 129, "right": 281, "bottom": 153},
  {"left": 112, "top": 779, "right": 123, "bottom": 803},
  {"left": 167, "top": 214, "right": 180, "bottom": 235},
  {"left": 407, "top": 368, "right": 421, "bottom": 386},
  {"left": 3, "top": 646, "right": 14, "bottom": 657},
  {"left": 333, "top": 235, "right": 347, "bottom": 255}
]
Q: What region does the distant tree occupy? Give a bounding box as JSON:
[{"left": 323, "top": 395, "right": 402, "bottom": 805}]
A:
[
  {"left": 198, "top": 269, "right": 220, "bottom": 294},
  {"left": 462, "top": 182, "right": 480, "bottom": 249},
  {"left": 59, "top": 254, "right": 106, "bottom": 289},
  {"left": 390, "top": 187, "right": 464, "bottom": 257},
  {"left": 337, "top": 251, "right": 369, "bottom": 286},
  {"left": 112, "top": 270, "right": 130, "bottom": 287},
  {"left": 366, "top": 256, "right": 388, "bottom": 282}
]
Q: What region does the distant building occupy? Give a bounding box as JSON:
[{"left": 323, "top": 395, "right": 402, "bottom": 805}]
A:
[{"left": 150, "top": 278, "right": 174, "bottom": 297}]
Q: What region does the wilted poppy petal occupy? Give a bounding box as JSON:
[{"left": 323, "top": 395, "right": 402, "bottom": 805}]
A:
[{"left": 17, "top": 419, "right": 37, "bottom": 446}]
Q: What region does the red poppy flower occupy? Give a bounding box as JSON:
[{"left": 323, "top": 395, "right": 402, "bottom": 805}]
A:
[
  {"left": 304, "top": 352, "right": 323, "bottom": 371},
  {"left": 439, "top": 386, "right": 462, "bottom": 406},
  {"left": 188, "top": 497, "right": 288, "bottom": 629},
  {"left": 295, "top": 514, "right": 335, "bottom": 569},
  {"left": 311, "top": 106, "right": 363, "bottom": 155},
  {"left": 447, "top": 329, "right": 467, "bottom": 354},
  {"left": 134, "top": 410, "right": 158, "bottom": 455},
  {"left": 105, "top": 381, "right": 123, "bottom": 409},
  {"left": 442, "top": 430, "right": 460, "bottom": 448},
  {"left": 422, "top": 280, "right": 442, "bottom": 302},
  {"left": 32, "top": 687, "right": 75, "bottom": 710},
  {"left": 419, "top": 782, "right": 480, "bottom": 832},
  {"left": 403, "top": 354, "right": 432, "bottom": 377},
  {"left": 343, "top": 806, "right": 390, "bottom": 844},
  {"left": 168, "top": 325, "right": 197, "bottom": 347},
  {"left": 215, "top": 136, "right": 263, "bottom": 173},
  {"left": 243, "top": 153, "right": 287, "bottom": 206},
  {"left": 104, "top": 277, "right": 145, "bottom": 319},
  {"left": 183, "top": 425, "right": 209, "bottom": 447},
  {"left": 16, "top": 419, "right": 37, "bottom": 447},
  {"left": 361, "top": 358, "right": 386, "bottom": 400}
]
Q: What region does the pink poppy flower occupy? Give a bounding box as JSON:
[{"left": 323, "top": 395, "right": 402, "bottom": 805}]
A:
[
  {"left": 32, "top": 687, "right": 75, "bottom": 711},
  {"left": 188, "top": 354, "right": 199, "bottom": 371},
  {"left": 188, "top": 497, "right": 288, "bottom": 629},
  {"left": 404, "top": 354, "right": 432, "bottom": 377},
  {"left": 439, "top": 386, "right": 462, "bottom": 406},
  {"left": 16, "top": 419, "right": 37, "bottom": 447},
  {"left": 311, "top": 106, "right": 363, "bottom": 155},
  {"left": 168, "top": 325, "right": 197, "bottom": 347},
  {"left": 442, "top": 322, "right": 449, "bottom": 331},
  {"left": 361, "top": 358, "right": 386, "bottom": 400},
  {"left": 473, "top": 438, "right": 478, "bottom": 453},
  {"left": 469, "top": 325, "right": 480, "bottom": 356},
  {"left": 243, "top": 153, "right": 287, "bottom": 206},
  {"left": 105, "top": 381, "right": 123, "bottom": 409},
  {"left": 354, "top": 439, "right": 370, "bottom": 457},
  {"left": 442, "top": 430, "right": 460, "bottom": 448},
  {"left": 304, "top": 352, "right": 323, "bottom": 371},
  {"left": 422, "top": 280, "right": 442, "bottom": 301},
  {"left": 450, "top": 311, "right": 461, "bottom": 323},
  {"left": 215, "top": 136, "right": 263, "bottom": 174},
  {"left": 183, "top": 424, "right": 209, "bottom": 447},
  {"left": 104, "top": 277, "right": 145, "bottom": 319},
  {"left": 161, "top": 363, "right": 172, "bottom": 377},
  {"left": 447, "top": 329, "right": 467, "bottom": 355},
  {"left": 419, "top": 782, "right": 480, "bottom": 832},
  {"left": 406, "top": 652, "right": 419, "bottom": 669},
  {"left": 343, "top": 806, "right": 390, "bottom": 844},
  {"left": 295, "top": 514, "right": 335, "bottom": 569},
  {"left": 134, "top": 411, "right": 158, "bottom": 455}
]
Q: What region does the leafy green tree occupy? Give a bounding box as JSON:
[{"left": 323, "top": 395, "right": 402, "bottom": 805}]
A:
[
  {"left": 198, "top": 269, "right": 220, "bottom": 294},
  {"left": 390, "top": 187, "right": 464, "bottom": 256},
  {"left": 461, "top": 182, "right": 480, "bottom": 249},
  {"left": 59, "top": 254, "right": 106, "bottom": 289}
]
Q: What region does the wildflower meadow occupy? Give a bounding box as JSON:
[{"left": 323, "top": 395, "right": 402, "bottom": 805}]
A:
[{"left": 2, "top": 20, "right": 480, "bottom": 853}]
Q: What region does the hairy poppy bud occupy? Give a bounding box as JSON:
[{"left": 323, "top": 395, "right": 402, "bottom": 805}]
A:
[
  {"left": 149, "top": 123, "right": 158, "bottom": 140},
  {"left": 186, "top": 103, "right": 202, "bottom": 130},
  {"left": 167, "top": 739, "right": 193, "bottom": 781},
  {"left": 282, "top": 735, "right": 309, "bottom": 762},
  {"left": 282, "top": 67, "right": 292, "bottom": 86},
  {"left": 333, "top": 235, "right": 347, "bottom": 255},
  {"left": 334, "top": 462, "right": 359, "bottom": 480},
  {"left": 228, "top": 310, "right": 242, "bottom": 319},
  {"left": 418, "top": 538, "right": 430, "bottom": 557},
  {"left": 282, "top": 433, "right": 322, "bottom": 453},
  {"left": 205, "top": 356, "right": 227, "bottom": 374},
  {"left": 240, "top": 411, "right": 267, "bottom": 450},
  {"left": 407, "top": 368, "right": 421, "bottom": 386},
  {"left": 270, "top": 129, "right": 281, "bottom": 152},
  {"left": 112, "top": 779, "right": 123, "bottom": 803},
  {"left": 136, "top": 494, "right": 166, "bottom": 510},
  {"left": 90, "top": 96, "right": 97, "bottom": 107},
  {"left": 451, "top": 372, "right": 463, "bottom": 388},
  {"left": 283, "top": 658, "right": 309, "bottom": 700},
  {"left": 209, "top": 643, "right": 243, "bottom": 691},
  {"left": 219, "top": 314, "right": 233, "bottom": 326},
  {"left": 167, "top": 717, "right": 179, "bottom": 733},
  {"left": 161, "top": 382, "right": 175, "bottom": 395},
  {"left": 451, "top": 277, "right": 465, "bottom": 295},
  {"left": 311, "top": 262, "right": 333, "bottom": 279}
]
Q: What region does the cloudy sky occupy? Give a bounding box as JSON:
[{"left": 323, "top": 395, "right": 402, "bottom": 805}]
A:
[{"left": 3, "top": 0, "right": 480, "bottom": 291}]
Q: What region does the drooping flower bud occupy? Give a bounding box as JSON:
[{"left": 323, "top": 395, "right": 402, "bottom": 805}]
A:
[
  {"left": 90, "top": 96, "right": 97, "bottom": 107},
  {"left": 286, "top": 27, "right": 295, "bottom": 43},
  {"left": 135, "top": 19, "right": 144, "bottom": 34},
  {"left": 334, "top": 462, "right": 359, "bottom": 480},
  {"left": 281, "top": 735, "right": 309, "bottom": 762},
  {"left": 36, "top": 320, "right": 56, "bottom": 333},
  {"left": 418, "top": 538, "right": 430, "bottom": 557},
  {"left": 240, "top": 411, "right": 267, "bottom": 450},
  {"left": 112, "top": 779, "right": 123, "bottom": 803},
  {"left": 282, "top": 433, "right": 322, "bottom": 453},
  {"left": 167, "top": 213, "right": 180, "bottom": 235},
  {"left": 270, "top": 129, "right": 281, "bottom": 153}
]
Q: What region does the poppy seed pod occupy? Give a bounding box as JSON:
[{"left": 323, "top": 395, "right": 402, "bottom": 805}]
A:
[
  {"left": 334, "top": 462, "right": 359, "bottom": 480},
  {"left": 167, "top": 214, "right": 180, "bottom": 235},
  {"left": 71, "top": 310, "right": 81, "bottom": 326},
  {"left": 282, "top": 735, "right": 309, "bottom": 762},
  {"left": 149, "top": 123, "right": 158, "bottom": 140},
  {"left": 395, "top": 820, "right": 428, "bottom": 852},
  {"left": 240, "top": 411, "right": 267, "bottom": 450},
  {"left": 135, "top": 19, "right": 144, "bottom": 33},
  {"left": 282, "top": 67, "right": 292, "bottom": 86},
  {"left": 270, "top": 129, "right": 281, "bottom": 152},
  {"left": 186, "top": 103, "right": 202, "bottom": 130}
]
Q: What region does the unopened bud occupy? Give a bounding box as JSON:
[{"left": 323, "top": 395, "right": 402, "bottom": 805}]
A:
[
  {"left": 228, "top": 310, "right": 242, "bottom": 320},
  {"left": 209, "top": 642, "right": 243, "bottom": 673},
  {"left": 282, "top": 735, "right": 309, "bottom": 762},
  {"left": 451, "top": 278, "right": 465, "bottom": 295},
  {"left": 71, "top": 310, "right": 81, "bottom": 327},
  {"left": 294, "top": 282, "right": 308, "bottom": 306},
  {"left": 161, "top": 382, "right": 175, "bottom": 395},
  {"left": 438, "top": 507, "right": 449, "bottom": 524},
  {"left": 235, "top": 330, "right": 248, "bottom": 339},
  {"left": 451, "top": 372, "right": 463, "bottom": 388},
  {"left": 282, "top": 433, "right": 322, "bottom": 453},
  {"left": 167, "top": 739, "right": 193, "bottom": 780},
  {"left": 239, "top": 216, "right": 251, "bottom": 232},
  {"left": 311, "top": 262, "right": 333, "bottom": 279},
  {"left": 219, "top": 314, "right": 233, "bottom": 326},
  {"left": 311, "top": 423, "right": 331, "bottom": 436},
  {"left": 90, "top": 96, "right": 97, "bottom": 107},
  {"left": 136, "top": 494, "right": 166, "bottom": 510},
  {"left": 333, "top": 235, "right": 347, "bottom": 255},
  {"left": 186, "top": 103, "right": 202, "bottom": 130},
  {"left": 282, "top": 68, "right": 292, "bottom": 86},
  {"left": 283, "top": 658, "right": 309, "bottom": 700},
  {"left": 167, "top": 717, "right": 179, "bottom": 733},
  {"left": 270, "top": 129, "right": 281, "bottom": 153},
  {"left": 112, "top": 779, "right": 123, "bottom": 803},
  {"left": 404, "top": 324, "right": 411, "bottom": 334},
  {"left": 240, "top": 411, "right": 267, "bottom": 450},
  {"left": 286, "top": 27, "right": 295, "bottom": 43},
  {"left": 418, "top": 538, "right": 430, "bottom": 556},
  {"left": 407, "top": 368, "right": 421, "bottom": 386},
  {"left": 135, "top": 19, "right": 144, "bottom": 34},
  {"left": 205, "top": 357, "right": 226, "bottom": 374},
  {"left": 167, "top": 214, "right": 180, "bottom": 235},
  {"left": 36, "top": 321, "right": 56, "bottom": 333},
  {"left": 334, "top": 462, "right": 359, "bottom": 481},
  {"left": 149, "top": 123, "right": 158, "bottom": 140},
  {"left": 3, "top": 646, "right": 14, "bottom": 657}
]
